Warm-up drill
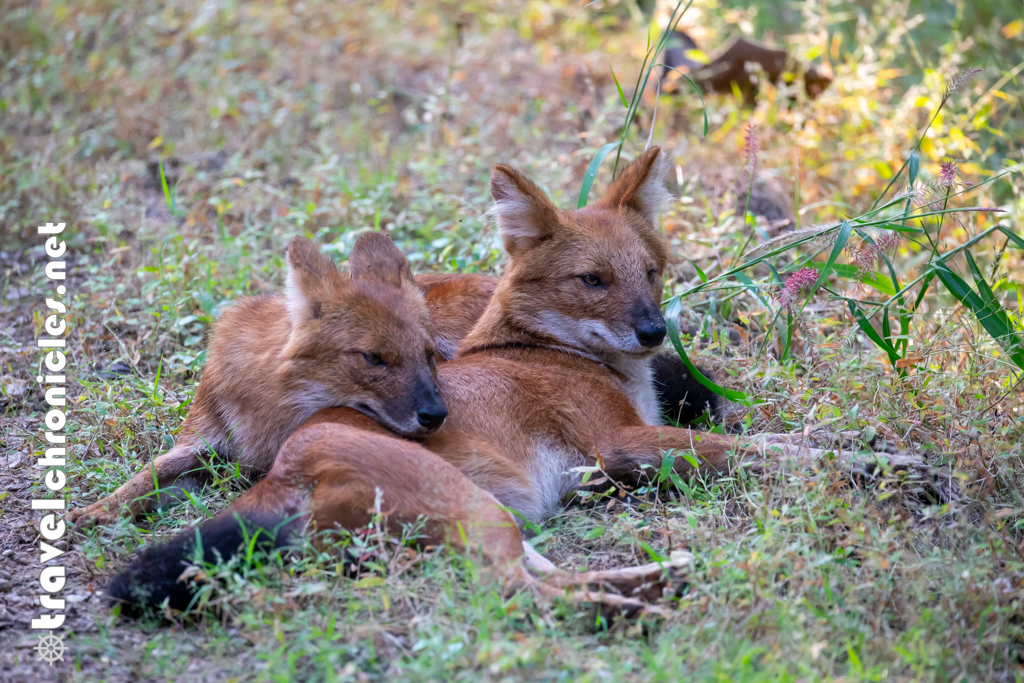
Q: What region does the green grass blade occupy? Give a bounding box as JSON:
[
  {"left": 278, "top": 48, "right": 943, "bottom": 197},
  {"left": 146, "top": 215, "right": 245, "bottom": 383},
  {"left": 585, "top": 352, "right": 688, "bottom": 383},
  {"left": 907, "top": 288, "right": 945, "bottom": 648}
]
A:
[
  {"left": 847, "top": 300, "right": 901, "bottom": 365},
  {"left": 912, "top": 272, "right": 934, "bottom": 313},
  {"left": 879, "top": 251, "right": 908, "bottom": 354},
  {"left": 682, "top": 74, "right": 709, "bottom": 136},
  {"left": 933, "top": 262, "right": 1024, "bottom": 371},
  {"left": 686, "top": 257, "right": 707, "bottom": 283},
  {"left": 612, "top": 0, "right": 695, "bottom": 177},
  {"left": 159, "top": 159, "right": 175, "bottom": 215},
  {"left": 611, "top": 65, "right": 629, "bottom": 109},
  {"left": 577, "top": 141, "right": 622, "bottom": 209},
  {"left": 665, "top": 296, "right": 751, "bottom": 404},
  {"left": 806, "top": 262, "right": 896, "bottom": 296},
  {"left": 965, "top": 250, "right": 1022, "bottom": 352},
  {"left": 735, "top": 272, "right": 774, "bottom": 309},
  {"left": 812, "top": 220, "right": 853, "bottom": 294},
  {"left": 998, "top": 226, "right": 1024, "bottom": 250},
  {"left": 661, "top": 66, "right": 709, "bottom": 136},
  {"left": 874, "top": 223, "right": 925, "bottom": 234}
]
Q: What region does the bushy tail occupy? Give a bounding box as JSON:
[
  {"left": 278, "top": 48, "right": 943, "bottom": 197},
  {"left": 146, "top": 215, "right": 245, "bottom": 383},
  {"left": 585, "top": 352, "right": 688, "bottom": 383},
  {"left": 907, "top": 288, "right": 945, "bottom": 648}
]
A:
[
  {"left": 650, "top": 353, "right": 721, "bottom": 424},
  {"left": 107, "top": 509, "right": 292, "bottom": 615}
]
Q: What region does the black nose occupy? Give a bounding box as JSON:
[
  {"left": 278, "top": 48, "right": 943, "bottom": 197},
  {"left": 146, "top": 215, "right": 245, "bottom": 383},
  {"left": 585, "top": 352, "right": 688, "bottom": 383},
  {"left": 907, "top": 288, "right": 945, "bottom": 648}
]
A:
[
  {"left": 417, "top": 405, "right": 448, "bottom": 430},
  {"left": 635, "top": 320, "right": 667, "bottom": 348}
]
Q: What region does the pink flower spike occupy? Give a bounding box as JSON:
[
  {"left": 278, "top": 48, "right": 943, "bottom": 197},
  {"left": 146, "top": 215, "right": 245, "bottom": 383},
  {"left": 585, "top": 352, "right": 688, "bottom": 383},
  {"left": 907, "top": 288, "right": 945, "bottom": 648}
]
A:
[
  {"left": 743, "top": 122, "right": 758, "bottom": 177},
  {"left": 938, "top": 159, "right": 962, "bottom": 190},
  {"left": 776, "top": 267, "right": 819, "bottom": 309}
]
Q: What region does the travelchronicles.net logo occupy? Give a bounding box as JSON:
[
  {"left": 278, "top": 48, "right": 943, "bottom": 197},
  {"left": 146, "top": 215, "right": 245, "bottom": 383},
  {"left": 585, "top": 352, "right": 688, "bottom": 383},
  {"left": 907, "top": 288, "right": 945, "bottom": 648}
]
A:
[{"left": 32, "top": 222, "right": 70, "bottom": 666}]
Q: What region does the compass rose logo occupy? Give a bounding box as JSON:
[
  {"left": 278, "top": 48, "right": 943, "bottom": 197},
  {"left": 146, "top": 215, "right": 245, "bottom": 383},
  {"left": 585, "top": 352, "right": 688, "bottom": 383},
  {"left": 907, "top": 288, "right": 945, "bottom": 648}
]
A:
[{"left": 34, "top": 631, "right": 66, "bottom": 666}]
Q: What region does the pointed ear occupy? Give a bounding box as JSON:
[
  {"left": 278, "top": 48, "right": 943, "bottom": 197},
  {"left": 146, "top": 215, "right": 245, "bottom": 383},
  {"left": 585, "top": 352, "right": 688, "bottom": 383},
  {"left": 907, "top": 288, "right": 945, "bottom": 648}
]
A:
[
  {"left": 285, "top": 237, "right": 344, "bottom": 325},
  {"left": 348, "top": 232, "right": 415, "bottom": 289},
  {"left": 597, "top": 147, "right": 673, "bottom": 225},
  {"left": 488, "top": 165, "right": 561, "bottom": 256}
]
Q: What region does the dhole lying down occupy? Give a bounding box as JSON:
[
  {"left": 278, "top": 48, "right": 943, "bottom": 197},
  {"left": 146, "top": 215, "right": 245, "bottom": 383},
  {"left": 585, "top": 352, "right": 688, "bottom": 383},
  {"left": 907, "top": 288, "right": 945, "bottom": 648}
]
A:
[
  {"left": 71, "top": 234, "right": 480, "bottom": 524},
  {"left": 72, "top": 242, "right": 713, "bottom": 527},
  {"left": 108, "top": 225, "right": 690, "bottom": 614},
  {"left": 110, "top": 148, "right": 847, "bottom": 612}
]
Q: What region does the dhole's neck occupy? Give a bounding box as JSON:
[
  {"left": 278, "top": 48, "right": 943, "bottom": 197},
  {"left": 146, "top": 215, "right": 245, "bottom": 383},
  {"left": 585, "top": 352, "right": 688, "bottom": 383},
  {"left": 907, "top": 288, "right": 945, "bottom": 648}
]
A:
[
  {"left": 459, "top": 284, "right": 646, "bottom": 371},
  {"left": 459, "top": 281, "right": 662, "bottom": 425},
  {"left": 458, "top": 285, "right": 593, "bottom": 361}
]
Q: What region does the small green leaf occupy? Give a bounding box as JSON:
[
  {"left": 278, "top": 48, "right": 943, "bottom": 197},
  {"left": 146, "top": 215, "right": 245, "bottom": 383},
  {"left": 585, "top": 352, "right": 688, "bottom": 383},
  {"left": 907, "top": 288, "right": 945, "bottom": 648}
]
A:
[
  {"left": 638, "top": 541, "right": 667, "bottom": 563},
  {"left": 907, "top": 151, "right": 920, "bottom": 186},
  {"left": 681, "top": 451, "right": 700, "bottom": 469},
  {"left": 577, "top": 142, "right": 621, "bottom": 209},
  {"left": 584, "top": 526, "right": 607, "bottom": 541},
  {"left": 659, "top": 451, "right": 676, "bottom": 483},
  {"left": 812, "top": 220, "right": 853, "bottom": 294},
  {"left": 686, "top": 258, "right": 707, "bottom": 283},
  {"left": 610, "top": 65, "right": 629, "bottom": 109}
]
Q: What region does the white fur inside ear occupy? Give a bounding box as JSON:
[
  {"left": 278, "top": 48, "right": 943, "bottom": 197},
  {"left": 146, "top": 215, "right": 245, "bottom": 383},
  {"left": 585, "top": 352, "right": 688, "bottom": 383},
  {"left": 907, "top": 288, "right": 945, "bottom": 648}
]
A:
[
  {"left": 637, "top": 149, "right": 674, "bottom": 225},
  {"left": 285, "top": 263, "right": 310, "bottom": 326},
  {"left": 486, "top": 175, "right": 549, "bottom": 253}
]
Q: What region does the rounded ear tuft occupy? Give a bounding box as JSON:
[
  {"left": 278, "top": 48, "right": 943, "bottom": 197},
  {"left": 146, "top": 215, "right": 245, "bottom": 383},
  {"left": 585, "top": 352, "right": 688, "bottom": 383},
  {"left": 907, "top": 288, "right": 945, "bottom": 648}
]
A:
[
  {"left": 597, "top": 147, "right": 673, "bottom": 225},
  {"left": 348, "top": 232, "right": 415, "bottom": 289},
  {"left": 487, "top": 165, "right": 560, "bottom": 256},
  {"left": 285, "top": 237, "right": 343, "bottom": 325}
]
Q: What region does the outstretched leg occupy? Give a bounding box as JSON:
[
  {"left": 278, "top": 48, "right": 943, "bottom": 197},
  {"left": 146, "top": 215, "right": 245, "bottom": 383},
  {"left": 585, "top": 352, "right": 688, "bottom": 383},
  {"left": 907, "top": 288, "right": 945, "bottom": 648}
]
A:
[
  {"left": 290, "top": 423, "right": 527, "bottom": 570},
  {"left": 108, "top": 419, "right": 690, "bottom": 616},
  {"left": 71, "top": 440, "right": 210, "bottom": 526},
  {"left": 596, "top": 425, "right": 753, "bottom": 483},
  {"left": 106, "top": 422, "right": 528, "bottom": 612},
  {"left": 596, "top": 425, "right": 918, "bottom": 487}
]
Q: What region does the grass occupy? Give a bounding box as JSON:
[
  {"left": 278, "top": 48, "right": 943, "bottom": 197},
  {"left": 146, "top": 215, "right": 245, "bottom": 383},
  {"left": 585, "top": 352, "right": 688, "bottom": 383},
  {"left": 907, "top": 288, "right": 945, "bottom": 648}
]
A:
[{"left": 2, "top": 0, "right": 1023, "bottom": 680}]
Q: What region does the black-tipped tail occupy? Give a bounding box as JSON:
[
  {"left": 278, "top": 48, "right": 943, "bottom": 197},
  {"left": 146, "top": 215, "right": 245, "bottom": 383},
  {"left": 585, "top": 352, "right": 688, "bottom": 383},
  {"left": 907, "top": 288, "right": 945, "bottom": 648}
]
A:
[
  {"left": 107, "top": 510, "right": 291, "bottom": 616},
  {"left": 650, "top": 353, "right": 722, "bottom": 424}
]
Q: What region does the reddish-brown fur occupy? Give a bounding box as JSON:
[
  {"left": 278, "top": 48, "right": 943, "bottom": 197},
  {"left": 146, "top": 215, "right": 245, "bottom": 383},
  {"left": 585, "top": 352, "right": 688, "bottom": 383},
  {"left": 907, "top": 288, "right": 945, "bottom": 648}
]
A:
[
  {"left": 72, "top": 233, "right": 462, "bottom": 524},
  {"left": 210, "top": 149, "right": 756, "bottom": 580},
  {"left": 109, "top": 149, "right": 835, "bottom": 613}
]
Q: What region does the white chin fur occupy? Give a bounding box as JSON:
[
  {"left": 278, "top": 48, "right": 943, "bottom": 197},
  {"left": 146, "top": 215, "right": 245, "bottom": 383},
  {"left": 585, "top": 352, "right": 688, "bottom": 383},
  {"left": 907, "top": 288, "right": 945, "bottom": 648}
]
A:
[{"left": 362, "top": 403, "right": 423, "bottom": 437}]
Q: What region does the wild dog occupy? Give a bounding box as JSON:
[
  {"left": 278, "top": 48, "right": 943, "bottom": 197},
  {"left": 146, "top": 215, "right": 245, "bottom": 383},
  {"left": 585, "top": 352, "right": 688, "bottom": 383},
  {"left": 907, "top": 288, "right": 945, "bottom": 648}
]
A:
[
  {"left": 73, "top": 248, "right": 710, "bottom": 526},
  {"left": 72, "top": 233, "right": 449, "bottom": 525},
  {"left": 110, "top": 148, "right": 822, "bottom": 613}
]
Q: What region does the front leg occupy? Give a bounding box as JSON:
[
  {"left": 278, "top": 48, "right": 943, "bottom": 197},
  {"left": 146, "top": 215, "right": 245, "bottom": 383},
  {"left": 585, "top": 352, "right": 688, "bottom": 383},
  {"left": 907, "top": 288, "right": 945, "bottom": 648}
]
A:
[
  {"left": 595, "top": 427, "right": 943, "bottom": 494},
  {"left": 595, "top": 425, "right": 758, "bottom": 484},
  {"left": 70, "top": 442, "right": 207, "bottom": 525}
]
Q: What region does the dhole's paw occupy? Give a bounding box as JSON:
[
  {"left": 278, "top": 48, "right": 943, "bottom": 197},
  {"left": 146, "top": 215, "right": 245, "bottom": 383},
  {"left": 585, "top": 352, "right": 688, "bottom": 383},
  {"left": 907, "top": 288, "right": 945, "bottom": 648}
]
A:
[{"left": 68, "top": 501, "right": 122, "bottom": 527}]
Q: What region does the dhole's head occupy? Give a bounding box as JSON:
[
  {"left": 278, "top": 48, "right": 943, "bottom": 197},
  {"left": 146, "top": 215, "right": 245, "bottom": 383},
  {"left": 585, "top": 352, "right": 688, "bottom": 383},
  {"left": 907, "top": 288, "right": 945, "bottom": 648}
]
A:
[
  {"left": 280, "top": 234, "right": 447, "bottom": 436},
  {"left": 487, "top": 147, "right": 671, "bottom": 361}
]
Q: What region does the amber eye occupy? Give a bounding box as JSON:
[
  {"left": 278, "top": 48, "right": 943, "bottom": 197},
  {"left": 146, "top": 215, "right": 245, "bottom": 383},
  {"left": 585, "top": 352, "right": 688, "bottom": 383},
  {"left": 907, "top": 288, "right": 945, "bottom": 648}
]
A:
[
  {"left": 647, "top": 268, "right": 659, "bottom": 284},
  {"left": 363, "top": 352, "right": 386, "bottom": 367},
  {"left": 581, "top": 273, "right": 601, "bottom": 287}
]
